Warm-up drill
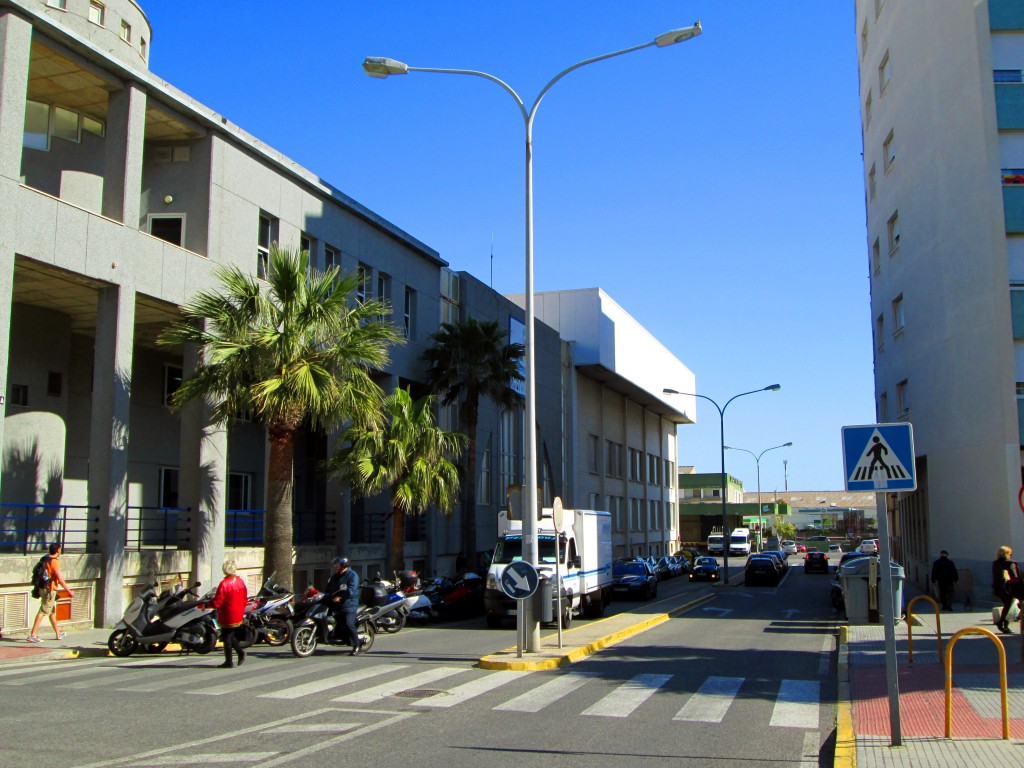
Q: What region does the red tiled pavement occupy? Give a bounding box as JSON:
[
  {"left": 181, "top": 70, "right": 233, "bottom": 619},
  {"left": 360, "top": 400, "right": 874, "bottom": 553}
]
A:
[
  {"left": 852, "top": 663, "right": 1024, "bottom": 739},
  {"left": 0, "top": 644, "right": 53, "bottom": 660}
]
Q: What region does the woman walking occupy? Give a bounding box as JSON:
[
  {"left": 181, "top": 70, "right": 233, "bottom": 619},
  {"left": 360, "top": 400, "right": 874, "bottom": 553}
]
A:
[
  {"left": 992, "top": 545, "right": 1020, "bottom": 634},
  {"left": 210, "top": 560, "right": 248, "bottom": 668}
]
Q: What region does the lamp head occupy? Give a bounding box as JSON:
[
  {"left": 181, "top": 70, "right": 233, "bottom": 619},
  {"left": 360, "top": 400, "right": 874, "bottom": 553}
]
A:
[
  {"left": 663, "top": 388, "right": 680, "bottom": 395},
  {"left": 765, "top": 384, "right": 781, "bottom": 391},
  {"left": 363, "top": 57, "right": 409, "bottom": 78},
  {"left": 783, "top": 442, "right": 793, "bottom": 447},
  {"left": 655, "top": 21, "right": 702, "bottom": 48}
]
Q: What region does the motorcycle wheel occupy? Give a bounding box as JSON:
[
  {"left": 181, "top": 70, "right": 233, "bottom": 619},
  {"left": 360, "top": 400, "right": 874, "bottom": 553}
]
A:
[
  {"left": 263, "top": 618, "right": 291, "bottom": 646},
  {"left": 190, "top": 623, "right": 218, "bottom": 655},
  {"left": 141, "top": 642, "right": 168, "bottom": 654},
  {"left": 235, "top": 622, "right": 258, "bottom": 649},
  {"left": 381, "top": 612, "right": 406, "bottom": 634},
  {"left": 291, "top": 624, "right": 318, "bottom": 658},
  {"left": 107, "top": 629, "right": 138, "bottom": 657},
  {"left": 356, "top": 619, "right": 376, "bottom": 653}
]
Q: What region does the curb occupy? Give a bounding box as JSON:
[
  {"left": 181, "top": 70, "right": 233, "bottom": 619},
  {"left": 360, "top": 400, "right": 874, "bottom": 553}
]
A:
[
  {"left": 834, "top": 624, "right": 856, "bottom": 768},
  {"left": 478, "top": 593, "right": 717, "bottom": 671}
]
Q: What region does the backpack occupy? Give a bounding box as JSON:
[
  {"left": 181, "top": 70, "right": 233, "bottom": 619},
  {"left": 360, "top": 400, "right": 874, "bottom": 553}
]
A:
[{"left": 30, "top": 555, "right": 51, "bottom": 599}]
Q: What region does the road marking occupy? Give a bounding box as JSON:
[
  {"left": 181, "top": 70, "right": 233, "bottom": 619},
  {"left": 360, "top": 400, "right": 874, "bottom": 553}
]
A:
[
  {"left": 581, "top": 673, "right": 671, "bottom": 718},
  {"left": 701, "top": 607, "right": 733, "bottom": 617},
  {"left": 333, "top": 666, "right": 465, "bottom": 703},
  {"left": 187, "top": 660, "right": 337, "bottom": 696},
  {"left": 673, "top": 676, "right": 744, "bottom": 723},
  {"left": 493, "top": 671, "right": 595, "bottom": 712},
  {"left": 258, "top": 665, "right": 399, "bottom": 700},
  {"left": 116, "top": 667, "right": 219, "bottom": 693},
  {"left": 128, "top": 754, "right": 277, "bottom": 765},
  {"left": 4, "top": 664, "right": 120, "bottom": 685},
  {"left": 817, "top": 627, "right": 834, "bottom": 677},
  {"left": 0, "top": 657, "right": 108, "bottom": 678},
  {"left": 770, "top": 680, "right": 819, "bottom": 728},
  {"left": 782, "top": 609, "right": 800, "bottom": 619},
  {"left": 411, "top": 670, "right": 529, "bottom": 708},
  {"left": 250, "top": 711, "right": 416, "bottom": 768},
  {"left": 264, "top": 724, "right": 361, "bottom": 734},
  {"left": 800, "top": 730, "right": 820, "bottom": 767}
]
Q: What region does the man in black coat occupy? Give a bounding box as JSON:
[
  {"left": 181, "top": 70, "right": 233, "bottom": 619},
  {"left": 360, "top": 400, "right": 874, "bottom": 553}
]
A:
[
  {"left": 931, "top": 550, "right": 959, "bottom": 611},
  {"left": 326, "top": 556, "right": 362, "bottom": 654}
]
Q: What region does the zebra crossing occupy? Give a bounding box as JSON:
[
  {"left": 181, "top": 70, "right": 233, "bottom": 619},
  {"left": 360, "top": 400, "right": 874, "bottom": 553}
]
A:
[{"left": 0, "top": 654, "right": 824, "bottom": 729}]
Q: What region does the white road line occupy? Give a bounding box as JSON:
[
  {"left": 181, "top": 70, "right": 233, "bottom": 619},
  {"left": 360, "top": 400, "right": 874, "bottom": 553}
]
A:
[
  {"left": 770, "top": 680, "right": 820, "bottom": 729},
  {"left": 673, "top": 676, "right": 744, "bottom": 723},
  {"left": 4, "top": 664, "right": 120, "bottom": 685},
  {"left": 800, "top": 730, "right": 820, "bottom": 767},
  {"left": 129, "top": 753, "right": 278, "bottom": 765},
  {"left": 0, "top": 657, "right": 108, "bottom": 678},
  {"left": 333, "top": 666, "right": 465, "bottom": 703},
  {"left": 116, "top": 667, "right": 219, "bottom": 693},
  {"left": 581, "top": 673, "right": 671, "bottom": 718},
  {"left": 493, "top": 672, "right": 595, "bottom": 712},
  {"left": 264, "top": 724, "right": 361, "bottom": 734},
  {"left": 817, "top": 628, "right": 834, "bottom": 676},
  {"left": 258, "top": 665, "right": 400, "bottom": 700},
  {"left": 250, "top": 712, "right": 416, "bottom": 768},
  {"left": 187, "top": 660, "right": 337, "bottom": 696},
  {"left": 411, "top": 670, "right": 530, "bottom": 709}
]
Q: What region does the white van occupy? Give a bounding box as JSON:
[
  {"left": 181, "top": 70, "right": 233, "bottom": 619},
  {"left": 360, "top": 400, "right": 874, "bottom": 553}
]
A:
[
  {"left": 729, "top": 528, "right": 752, "bottom": 557},
  {"left": 707, "top": 534, "right": 724, "bottom": 555}
]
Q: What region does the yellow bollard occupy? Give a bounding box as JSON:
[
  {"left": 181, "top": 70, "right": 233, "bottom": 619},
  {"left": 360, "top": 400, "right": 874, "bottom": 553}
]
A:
[
  {"left": 905, "top": 594, "right": 941, "bottom": 665},
  {"left": 944, "top": 627, "right": 1009, "bottom": 739}
]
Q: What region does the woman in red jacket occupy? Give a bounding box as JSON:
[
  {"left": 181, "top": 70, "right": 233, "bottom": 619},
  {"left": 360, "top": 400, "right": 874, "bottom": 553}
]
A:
[{"left": 210, "top": 560, "right": 248, "bottom": 668}]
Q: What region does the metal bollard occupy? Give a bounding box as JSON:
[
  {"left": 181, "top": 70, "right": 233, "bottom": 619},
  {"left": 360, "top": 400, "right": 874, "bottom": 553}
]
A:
[{"left": 537, "top": 574, "right": 553, "bottom": 623}]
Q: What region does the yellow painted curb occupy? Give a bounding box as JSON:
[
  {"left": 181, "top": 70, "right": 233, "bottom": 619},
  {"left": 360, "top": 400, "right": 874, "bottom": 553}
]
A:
[
  {"left": 478, "top": 593, "right": 716, "bottom": 671},
  {"left": 834, "top": 624, "right": 857, "bottom": 768}
]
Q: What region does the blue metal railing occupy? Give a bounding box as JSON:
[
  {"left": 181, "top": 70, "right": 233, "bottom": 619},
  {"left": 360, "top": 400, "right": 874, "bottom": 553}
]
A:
[
  {"left": 125, "top": 506, "right": 190, "bottom": 550},
  {"left": 226, "top": 509, "right": 264, "bottom": 545},
  {"left": 0, "top": 503, "right": 100, "bottom": 555}
]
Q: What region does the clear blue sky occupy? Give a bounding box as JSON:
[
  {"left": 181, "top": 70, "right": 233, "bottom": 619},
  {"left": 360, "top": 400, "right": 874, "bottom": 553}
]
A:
[{"left": 144, "top": 1, "right": 873, "bottom": 494}]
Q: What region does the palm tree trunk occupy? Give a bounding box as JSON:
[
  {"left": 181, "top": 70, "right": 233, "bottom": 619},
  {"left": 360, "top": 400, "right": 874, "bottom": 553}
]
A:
[
  {"left": 390, "top": 505, "right": 406, "bottom": 575},
  {"left": 463, "top": 408, "right": 478, "bottom": 564},
  {"left": 265, "top": 425, "right": 296, "bottom": 591}
]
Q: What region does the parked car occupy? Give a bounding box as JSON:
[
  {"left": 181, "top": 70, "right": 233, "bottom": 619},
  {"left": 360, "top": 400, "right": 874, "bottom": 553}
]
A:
[
  {"left": 744, "top": 554, "right": 781, "bottom": 586},
  {"left": 804, "top": 551, "right": 830, "bottom": 574},
  {"left": 650, "top": 557, "right": 671, "bottom": 581},
  {"left": 781, "top": 540, "right": 798, "bottom": 555},
  {"left": 859, "top": 539, "right": 879, "bottom": 554},
  {"left": 689, "top": 556, "right": 720, "bottom": 582},
  {"left": 796, "top": 543, "right": 808, "bottom": 553},
  {"left": 612, "top": 560, "right": 658, "bottom": 600},
  {"left": 668, "top": 556, "right": 688, "bottom": 575},
  {"left": 658, "top": 556, "right": 681, "bottom": 578},
  {"left": 760, "top": 550, "right": 789, "bottom": 573},
  {"left": 828, "top": 543, "right": 844, "bottom": 554}
]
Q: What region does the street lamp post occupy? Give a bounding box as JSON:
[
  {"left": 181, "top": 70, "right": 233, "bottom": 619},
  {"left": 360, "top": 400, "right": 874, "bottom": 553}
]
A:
[
  {"left": 663, "top": 385, "right": 781, "bottom": 582},
  {"left": 365, "top": 22, "right": 702, "bottom": 651},
  {"left": 724, "top": 442, "right": 792, "bottom": 552}
]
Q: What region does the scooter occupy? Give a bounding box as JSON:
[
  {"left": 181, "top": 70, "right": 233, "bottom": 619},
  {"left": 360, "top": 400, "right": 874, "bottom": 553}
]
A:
[
  {"left": 362, "top": 576, "right": 409, "bottom": 634},
  {"left": 108, "top": 582, "right": 218, "bottom": 657},
  {"left": 237, "top": 575, "right": 293, "bottom": 648},
  {"left": 289, "top": 588, "right": 376, "bottom": 658}
]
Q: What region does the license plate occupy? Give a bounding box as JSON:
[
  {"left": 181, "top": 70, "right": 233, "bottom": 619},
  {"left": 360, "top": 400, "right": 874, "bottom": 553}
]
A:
[
  {"left": 506, "top": 609, "right": 517, "bottom": 616},
  {"left": 614, "top": 586, "right": 628, "bottom": 592}
]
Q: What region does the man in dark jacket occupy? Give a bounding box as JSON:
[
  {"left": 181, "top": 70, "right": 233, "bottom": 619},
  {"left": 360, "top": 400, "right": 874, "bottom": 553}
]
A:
[
  {"left": 326, "top": 556, "right": 361, "bottom": 655},
  {"left": 931, "top": 550, "right": 959, "bottom": 611}
]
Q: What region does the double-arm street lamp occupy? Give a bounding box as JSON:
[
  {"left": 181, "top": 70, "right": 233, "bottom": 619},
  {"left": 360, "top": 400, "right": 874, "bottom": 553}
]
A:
[
  {"left": 663, "top": 385, "right": 781, "bottom": 582},
  {"left": 366, "top": 22, "right": 702, "bottom": 652},
  {"left": 724, "top": 442, "right": 792, "bottom": 552}
]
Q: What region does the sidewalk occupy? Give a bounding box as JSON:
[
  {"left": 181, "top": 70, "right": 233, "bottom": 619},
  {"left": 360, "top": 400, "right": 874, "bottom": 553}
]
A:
[{"left": 838, "top": 590, "right": 1024, "bottom": 767}]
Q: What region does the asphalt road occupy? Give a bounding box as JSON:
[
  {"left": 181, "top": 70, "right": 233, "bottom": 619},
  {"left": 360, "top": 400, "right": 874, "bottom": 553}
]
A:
[{"left": 0, "top": 556, "right": 839, "bottom": 768}]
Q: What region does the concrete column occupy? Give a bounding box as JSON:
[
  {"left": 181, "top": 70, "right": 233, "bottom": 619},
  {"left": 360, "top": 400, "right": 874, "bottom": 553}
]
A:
[
  {"left": 178, "top": 341, "right": 227, "bottom": 588},
  {"left": 0, "top": 11, "right": 31, "bottom": 182},
  {"left": 102, "top": 82, "right": 147, "bottom": 225},
  {"left": 0, "top": 215, "right": 14, "bottom": 505},
  {"left": 89, "top": 285, "right": 135, "bottom": 626}
]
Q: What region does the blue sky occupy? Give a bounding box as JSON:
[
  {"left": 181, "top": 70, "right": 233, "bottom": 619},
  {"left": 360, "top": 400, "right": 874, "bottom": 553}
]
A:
[{"left": 144, "top": 1, "right": 872, "bottom": 494}]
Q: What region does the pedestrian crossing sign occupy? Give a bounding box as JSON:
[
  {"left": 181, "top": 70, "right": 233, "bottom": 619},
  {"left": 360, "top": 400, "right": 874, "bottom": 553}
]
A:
[{"left": 842, "top": 423, "right": 916, "bottom": 492}]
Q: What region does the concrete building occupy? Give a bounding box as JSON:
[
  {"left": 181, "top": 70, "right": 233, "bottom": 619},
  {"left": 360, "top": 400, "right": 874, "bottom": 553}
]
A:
[
  {"left": 0, "top": 1, "right": 690, "bottom": 631},
  {"left": 854, "top": 0, "right": 1024, "bottom": 595}
]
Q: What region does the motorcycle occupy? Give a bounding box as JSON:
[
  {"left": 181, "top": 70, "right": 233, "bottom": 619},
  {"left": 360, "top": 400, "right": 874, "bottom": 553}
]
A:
[
  {"left": 289, "top": 588, "right": 376, "bottom": 658},
  {"left": 396, "top": 570, "right": 441, "bottom": 624},
  {"left": 362, "top": 575, "right": 410, "bottom": 634},
  {"left": 108, "top": 582, "right": 218, "bottom": 657},
  {"left": 236, "top": 575, "right": 294, "bottom": 649}
]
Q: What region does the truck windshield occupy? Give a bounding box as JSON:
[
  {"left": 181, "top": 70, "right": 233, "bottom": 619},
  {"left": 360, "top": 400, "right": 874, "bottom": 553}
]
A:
[
  {"left": 731, "top": 535, "right": 747, "bottom": 544},
  {"left": 492, "top": 535, "right": 561, "bottom": 565}
]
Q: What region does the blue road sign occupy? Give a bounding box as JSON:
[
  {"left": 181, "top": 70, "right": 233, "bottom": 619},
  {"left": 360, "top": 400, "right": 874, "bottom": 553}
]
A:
[
  {"left": 842, "top": 423, "right": 916, "bottom": 492},
  {"left": 500, "top": 561, "right": 539, "bottom": 599}
]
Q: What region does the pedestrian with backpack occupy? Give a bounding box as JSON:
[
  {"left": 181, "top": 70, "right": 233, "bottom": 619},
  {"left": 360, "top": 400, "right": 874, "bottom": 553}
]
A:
[{"left": 27, "top": 543, "right": 73, "bottom": 643}]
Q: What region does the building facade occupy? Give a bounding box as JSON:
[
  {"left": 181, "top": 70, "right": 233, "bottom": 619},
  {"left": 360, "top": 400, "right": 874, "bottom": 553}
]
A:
[{"left": 855, "top": 0, "right": 1024, "bottom": 594}]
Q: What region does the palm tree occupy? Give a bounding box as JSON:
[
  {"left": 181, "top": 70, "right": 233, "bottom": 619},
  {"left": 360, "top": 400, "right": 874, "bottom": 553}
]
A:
[
  {"left": 160, "top": 244, "right": 402, "bottom": 590},
  {"left": 327, "top": 387, "right": 464, "bottom": 573},
  {"left": 422, "top": 319, "right": 524, "bottom": 562}
]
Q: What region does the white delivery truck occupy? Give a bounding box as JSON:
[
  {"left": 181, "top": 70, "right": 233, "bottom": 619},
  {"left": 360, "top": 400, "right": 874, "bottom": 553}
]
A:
[
  {"left": 484, "top": 507, "right": 613, "bottom": 629},
  {"left": 707, "top": 532, "right": 724, "bottom": 555},
  {"left": 729, "top": 527, "right": 752, "bottom": 557}
]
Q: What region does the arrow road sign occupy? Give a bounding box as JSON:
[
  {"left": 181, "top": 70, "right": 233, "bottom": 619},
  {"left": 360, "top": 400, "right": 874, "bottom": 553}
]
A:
[
  {"left": 842, "top": 423, "right": 916, "bottom": 492},
  {"left": 500, "top": 561, "right": 539, "bottom": 599}
]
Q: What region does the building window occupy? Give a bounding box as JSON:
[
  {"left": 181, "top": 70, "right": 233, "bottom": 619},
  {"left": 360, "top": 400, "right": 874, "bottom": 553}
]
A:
[
  {"left": 868, "top": 163, "right": 876, "bottom": 200},
  {"left": 440, "top": 268, "right": 460, "bottom": 326},
  {"left": 864, "top": 90, "right": 872, "bottom": 128},
  {"left": 996, "top": 69, "right": 1023, "bottom": 84},
  {"left": 648, "top": 454, "right": 660, "bottom": 485},
  {"left": 872, "top": 238, "right": 881, "bottom": 275},
  {"left": 228, "top": 473, "right": 252, "bottom": 511},
  {"left": 887, "top": 211, "right": 900, "bottom": 253},
  {"left": 628, "top": 448, "right": 644, "bottom": 483},
  {"left": 163, "top": 365, "right": 183, "bottom": 407},
  {"left": 53, "top": 106, "right": 79, "bottom": 143},
  {"left": 479, "top": 442, "right": 492, "bottom": 506},
  {"left": 47, "top": 371, "right": 62, "bottom": 397},
  {"left": 299, "top": 233, "right": 317, "bottom": 265},
  {"left": 159, "top": 467, "right": 179, "bottom": 509},
  {"left": 82, "top": 115, "right": 105, "bottom": 137},
  {"left": 860, "top": 19, "right": 868, "bottom": 59},
  {"left": 47, "top": 0, "right": 67, "bottom": 9},
  {"left": 892, "top": 293, "right": 905, "bottom": 332},
  {"left": 879, "top": 51, "right": 891, "bottom": 93},
  {"left": 896, "top": 379, "right": 910, "bottom": 415},
  {"left": 630, "top": 498, "right": 642, "bottom": 531},
  {"left": 587, "top": 434, "right": 600, "bottom": 474},
  {"left": 874, "top": 0, "right": 884, "bottom": 19},
  {"left": 323, "top": 245, "right": 339, "bottom": 273},
  {"left": 883, "top": 130, "right": 895, "bottom": 171},
  {"left": 403, "top": 288, "right": 415, "bottom": 340},
  {"left": 257, "top": 213, "right": 276, "bottom": 279},
  {"left": 588, "top": 493, "right": 600, "bottom": 510},
  {"left": 149, "top": 215, "right": 184, "bottom": 247},
  {"left": 120, "top": 20, "right": 131, "bottom": 42},
  {"left": 140, "top": 38, "right": 147, "bottom": 59},
  {"left": 88, "top": 1, "right": 105, "bottom": 26},
  {"left": 879, "top": 392, "right": 888, "bottom": 422},
  {"left": 355, "top": 264, "right": 370, "bottom": 303},
  {"left": 377, "top": 273, "right": 392, "bottom": 303},
  {"left": 9, "top": 384, "right": 28, "bottom": 406},
  {"left": 875, "top": 314, "right": 884, "bottom": 350},
  {"left": 23, "top": 100, "right": 50, "bottom": 151},
  {"left": 605, "top": 440, "right": 621, "bottom": 478}
]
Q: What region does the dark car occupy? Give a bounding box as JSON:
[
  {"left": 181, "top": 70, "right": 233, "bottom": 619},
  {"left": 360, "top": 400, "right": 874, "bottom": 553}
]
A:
[
  {"left": 744, "top": 554, "right": 781, "bottom": 586},
  {"left": 689, "top": 556, "right": 720, "bottom": 582},
  {"left": 760, "top": 550, "right": 789, "bottom": 573},
  {"left": 804, "top": 551, "right": 830, "bottom": 574},
  {"left": 612, "top": 560, "right": 658, "bottom": 600},
  {"left": 649, "top": 557, "right": 671, "bottom": 581},
  {"left": 659, "top": 556, "right": 683, "bottom": 578},
  {"left": 671, "top": 556, "right": 690, "bottom": 575}
]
